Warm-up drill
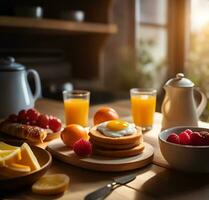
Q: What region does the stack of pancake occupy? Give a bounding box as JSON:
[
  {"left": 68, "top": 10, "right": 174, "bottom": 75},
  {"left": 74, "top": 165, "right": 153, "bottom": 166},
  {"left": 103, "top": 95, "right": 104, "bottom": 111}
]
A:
[{"left": 89, "top": 125, "right": 144, "bottom": 158}]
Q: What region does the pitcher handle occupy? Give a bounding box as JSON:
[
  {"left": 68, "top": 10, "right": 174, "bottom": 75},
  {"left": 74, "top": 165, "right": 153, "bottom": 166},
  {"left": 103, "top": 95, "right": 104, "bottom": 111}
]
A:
[
  {"left": 194, "top": 87, "right": 208, "bottom": 117},
  {"left": 27, "top": 69, "right": 42, "bottom": 100},
  {"left": 161, "top": 96, "right": 170, "bottom": 117}
]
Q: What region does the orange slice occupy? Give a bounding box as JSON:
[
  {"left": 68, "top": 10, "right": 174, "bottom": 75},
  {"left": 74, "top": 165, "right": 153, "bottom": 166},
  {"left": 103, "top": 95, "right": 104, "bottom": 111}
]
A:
[
  {"left": 0, "top": 148, "right": 21, "bottom": 167},
  {"left": 0, "top": 142, "right": 21, "bottom": 166},
  {"left": 0, "top": 150, "right": 14, "bottom": 158},
  {"left": 16, "top": 143, "right": 40, "bottom": 171},
  {"left": 32, "top": 174, "right": 70, "bottom": 195},
  {"left": 0, "top": 163, "right": 31, "bottom": 178},
  {"left": 9, "top": 163, "right": 31, "bottom": 171}
]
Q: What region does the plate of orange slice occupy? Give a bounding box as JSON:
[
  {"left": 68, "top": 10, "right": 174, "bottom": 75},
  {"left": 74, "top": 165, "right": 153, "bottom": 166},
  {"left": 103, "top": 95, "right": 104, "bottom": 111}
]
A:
[{"left": 0, "top": 141, "right": 52, "bottom": 191}]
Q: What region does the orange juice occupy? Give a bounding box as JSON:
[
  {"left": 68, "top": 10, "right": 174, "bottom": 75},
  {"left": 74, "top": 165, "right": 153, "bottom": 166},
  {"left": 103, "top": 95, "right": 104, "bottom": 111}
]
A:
[
  {"left": 131, "top": 95, "right": 156, "bottom": 127},
  {"left": 64, "top": 98, "right": 89, "bottom": 127}
]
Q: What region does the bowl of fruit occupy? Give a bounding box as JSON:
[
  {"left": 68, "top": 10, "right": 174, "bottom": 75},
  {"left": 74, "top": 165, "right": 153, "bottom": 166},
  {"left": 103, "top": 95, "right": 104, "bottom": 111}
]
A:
[
  {"left": 159, "top": 126, "right": 209, "bottom": 173},
  {"left": 0, "top": 141, "right": 52, "bottom": 191}
]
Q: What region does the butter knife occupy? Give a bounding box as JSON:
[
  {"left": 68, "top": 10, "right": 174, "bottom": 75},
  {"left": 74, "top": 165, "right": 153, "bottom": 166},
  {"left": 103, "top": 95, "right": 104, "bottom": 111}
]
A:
[{"left": 84, "top": 173, "right": 136, "bottom": 200}]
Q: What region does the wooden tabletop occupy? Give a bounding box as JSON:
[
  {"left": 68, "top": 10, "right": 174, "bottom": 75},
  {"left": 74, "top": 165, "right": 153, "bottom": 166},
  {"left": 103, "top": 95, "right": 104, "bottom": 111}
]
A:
[{"left": 2, "top": 98, "right": 209, "bottom": 200}]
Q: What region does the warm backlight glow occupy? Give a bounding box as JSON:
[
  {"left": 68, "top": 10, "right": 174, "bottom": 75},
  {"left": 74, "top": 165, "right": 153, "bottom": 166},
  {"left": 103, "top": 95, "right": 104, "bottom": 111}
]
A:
[{"left": 191, "top": 0, "right": 209, "bottom": 31}]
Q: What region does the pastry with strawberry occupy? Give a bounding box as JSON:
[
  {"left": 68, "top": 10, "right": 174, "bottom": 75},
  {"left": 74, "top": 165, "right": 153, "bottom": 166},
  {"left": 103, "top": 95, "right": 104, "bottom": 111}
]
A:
[{"left": 0, "top": 108, "right": 62, "bottom": 143}]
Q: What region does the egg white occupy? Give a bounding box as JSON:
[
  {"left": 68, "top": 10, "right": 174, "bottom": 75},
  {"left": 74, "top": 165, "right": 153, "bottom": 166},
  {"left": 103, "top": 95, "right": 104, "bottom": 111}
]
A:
[{"left": 97, "top": 121, "right": 136, "bottom": 138}]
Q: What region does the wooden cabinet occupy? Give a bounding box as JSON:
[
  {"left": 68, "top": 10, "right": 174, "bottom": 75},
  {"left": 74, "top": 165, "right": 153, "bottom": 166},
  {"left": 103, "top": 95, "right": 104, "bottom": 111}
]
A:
[{"left": 0, "top": 0, "right": 117, "bottom": 86}]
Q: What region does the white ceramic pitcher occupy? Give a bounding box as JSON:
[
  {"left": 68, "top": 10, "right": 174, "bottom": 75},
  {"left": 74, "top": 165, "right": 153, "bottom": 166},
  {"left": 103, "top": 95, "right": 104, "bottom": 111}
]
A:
[
  {"left": 0, "top": 57, "right": 41, "bottom": 118},
  {"left": 161, "top": 73, "right": 208, "bottom": 130}
]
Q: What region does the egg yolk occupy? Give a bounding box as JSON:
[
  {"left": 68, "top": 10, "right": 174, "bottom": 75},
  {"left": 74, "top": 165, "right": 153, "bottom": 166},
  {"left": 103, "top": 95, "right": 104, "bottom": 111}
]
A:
[{"left": 107, "top": 120, "right": 128, "bottom": 131}]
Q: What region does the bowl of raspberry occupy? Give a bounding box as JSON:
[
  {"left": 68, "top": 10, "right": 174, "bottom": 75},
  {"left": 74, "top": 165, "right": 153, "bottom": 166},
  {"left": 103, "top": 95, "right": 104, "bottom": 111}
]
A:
[{"left": 159, "top": 126, "right": 209, "bottom": 173}]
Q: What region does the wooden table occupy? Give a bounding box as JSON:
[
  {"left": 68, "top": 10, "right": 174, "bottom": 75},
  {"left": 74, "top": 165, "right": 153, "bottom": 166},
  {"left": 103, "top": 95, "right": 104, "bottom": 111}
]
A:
[{"left": 2, "top": 98, "right": 209, "bottom": 200}]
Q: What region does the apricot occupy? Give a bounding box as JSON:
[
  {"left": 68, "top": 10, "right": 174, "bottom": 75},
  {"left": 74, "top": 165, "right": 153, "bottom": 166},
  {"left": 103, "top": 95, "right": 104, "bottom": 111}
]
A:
[
  {"left": 93, "top": 107, "right": 119, "bottom": 125},
  {"left": 61, "top": 124, "right": 88, "bottom": 148}
]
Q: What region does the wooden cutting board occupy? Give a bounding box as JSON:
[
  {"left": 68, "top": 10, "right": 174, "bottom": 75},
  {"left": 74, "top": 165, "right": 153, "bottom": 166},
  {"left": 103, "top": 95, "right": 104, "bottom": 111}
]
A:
[{"left": 47, "top": 139, "right": 154, "bottom": 172}]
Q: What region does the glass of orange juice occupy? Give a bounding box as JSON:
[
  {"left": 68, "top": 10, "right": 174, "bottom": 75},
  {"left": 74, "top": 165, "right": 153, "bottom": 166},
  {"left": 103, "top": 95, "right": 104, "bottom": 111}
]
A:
[
  {"left": 63, "top": 90, "right": 90, "bottom": 127},
  {"left": 130, "top": 88, "right": 157, "bottom": 131}
]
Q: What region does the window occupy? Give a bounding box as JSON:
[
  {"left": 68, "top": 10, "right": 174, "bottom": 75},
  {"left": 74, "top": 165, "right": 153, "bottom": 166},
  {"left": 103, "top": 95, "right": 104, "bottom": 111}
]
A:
[
  {"left": 186, "top": 0, "right": 209, "bottom": 121},
  {"left": 134, "top": 0, "right": 209, "bottom": 120},
  {"left": 135, "top": 0, "right": 168, "bottom": 89}
]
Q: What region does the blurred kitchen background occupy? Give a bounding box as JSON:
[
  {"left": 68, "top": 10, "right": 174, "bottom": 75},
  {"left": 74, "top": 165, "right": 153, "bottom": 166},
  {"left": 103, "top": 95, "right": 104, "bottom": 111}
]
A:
[{"left": 0, "top": 0, "right": 209, "bottom": 121}]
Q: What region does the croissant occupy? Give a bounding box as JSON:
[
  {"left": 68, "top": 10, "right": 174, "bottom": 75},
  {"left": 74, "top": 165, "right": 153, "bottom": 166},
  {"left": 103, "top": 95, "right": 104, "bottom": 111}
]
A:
[{"left": 0, "top": 122, "right": 47, "bottom": 143}]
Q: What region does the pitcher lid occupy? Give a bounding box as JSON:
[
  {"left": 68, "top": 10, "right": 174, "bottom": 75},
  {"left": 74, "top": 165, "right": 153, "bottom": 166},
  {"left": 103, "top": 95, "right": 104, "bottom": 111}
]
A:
[
  {"left": 0, "top": 57, "right": 25, "bottom": 71},
  {"left": 165, "top": 73, "right": 194, "bottom": 88}
]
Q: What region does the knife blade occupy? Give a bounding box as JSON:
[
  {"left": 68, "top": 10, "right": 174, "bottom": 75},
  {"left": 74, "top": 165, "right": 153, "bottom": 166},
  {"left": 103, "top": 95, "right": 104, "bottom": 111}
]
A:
[
  {"left": 84, "top": 173, "right": 136, "bottom": 200},
  {"left": 114, "top": 173, "right": 136, "bottom": 184}
]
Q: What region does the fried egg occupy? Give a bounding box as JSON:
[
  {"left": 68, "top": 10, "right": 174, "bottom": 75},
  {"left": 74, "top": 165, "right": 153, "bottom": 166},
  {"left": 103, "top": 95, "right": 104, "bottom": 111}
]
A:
[{"left": 97, "top": 120, "right": 136, "bottom": 138}]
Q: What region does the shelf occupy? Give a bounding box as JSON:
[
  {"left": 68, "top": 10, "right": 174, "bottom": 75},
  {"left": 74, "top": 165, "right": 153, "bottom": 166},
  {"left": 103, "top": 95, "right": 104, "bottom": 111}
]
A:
[{"left": 0, "top": 16, "right": 117, "bottom": 35}]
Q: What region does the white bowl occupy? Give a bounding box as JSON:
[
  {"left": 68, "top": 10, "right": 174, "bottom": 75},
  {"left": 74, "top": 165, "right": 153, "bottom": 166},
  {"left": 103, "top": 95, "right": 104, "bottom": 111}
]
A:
[{"left": 159, "top": 126, "right": 209, "bottom": 173}]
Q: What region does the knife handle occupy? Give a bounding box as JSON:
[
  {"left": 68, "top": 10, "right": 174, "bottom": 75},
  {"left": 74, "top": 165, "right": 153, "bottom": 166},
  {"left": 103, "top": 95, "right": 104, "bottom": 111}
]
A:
[{"left": 84, "top": 182, "right": 116, "bottom": 200}]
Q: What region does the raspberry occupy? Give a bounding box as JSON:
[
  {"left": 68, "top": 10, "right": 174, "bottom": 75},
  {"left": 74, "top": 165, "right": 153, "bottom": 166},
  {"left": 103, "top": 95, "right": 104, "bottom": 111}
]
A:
[
  {"left": 179, "top": 132, "right": 191, "bottom": 145},
  {"left": 190, "top": 132, "right": 203, "bottom": 145},
  {"left": 73, "top": 139, "right": 92, "bottom": 157},
  {"left": 27, "top": 109, "right": 40, "bottom": 122},
  {"left": 199, "top": 131, "right": 209, "bottom": 145},
  {"left": 18, "top": 109, "right": 28, "bottom": 124},
  {"left": 8, "top": 114, "right": 18, "bottom": 123},
  {"left": 166, "top": 133, "right": 180, "bottom": 144},
  {"left": 49, "top": 117, "right": 62, "bottom": 132},
  {"left": 184, "top": 129, "right": 193, "bottom": 136},
  {"left": 37, "top": 114, "right": 49, "bottom": 129}
]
